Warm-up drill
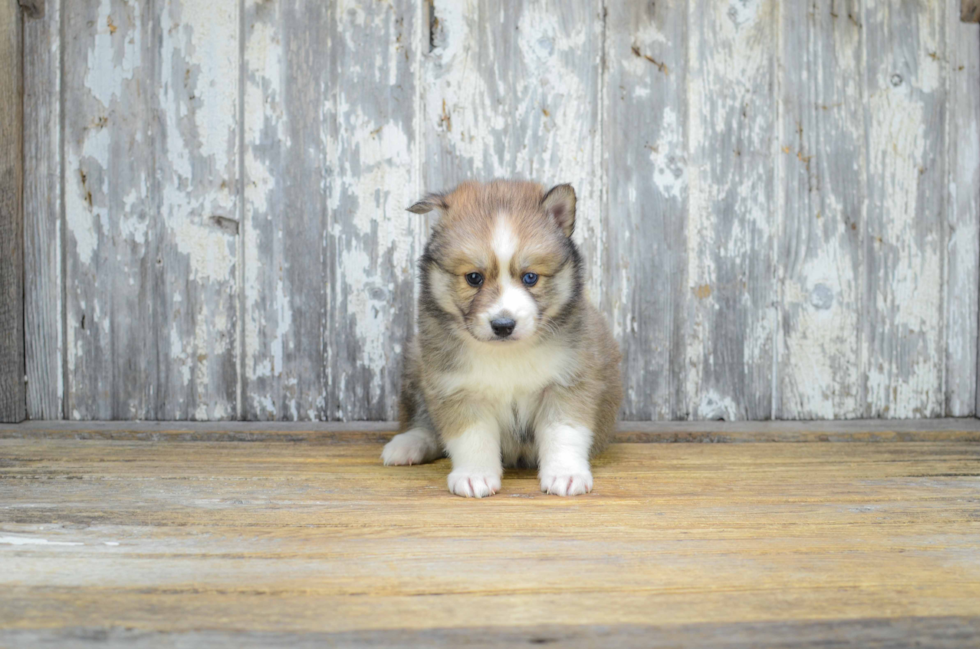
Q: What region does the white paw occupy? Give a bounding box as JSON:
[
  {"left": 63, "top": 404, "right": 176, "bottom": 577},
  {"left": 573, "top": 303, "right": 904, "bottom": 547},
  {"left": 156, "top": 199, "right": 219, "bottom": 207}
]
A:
[
  {"left": 540, "top": 470, "right": 593, "bottom": 496},
  {"left": 381, "top": 429, "right": 441, "bottom": 466},
  {"left": 447, "top": 471, "right": 501, "bottom": 498}
]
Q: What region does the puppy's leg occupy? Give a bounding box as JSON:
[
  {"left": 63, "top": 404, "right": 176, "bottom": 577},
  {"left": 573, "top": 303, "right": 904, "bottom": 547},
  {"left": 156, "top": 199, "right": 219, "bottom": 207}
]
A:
[
  {"left": 382, "top": 428, "right": 443, "bottom": 466},
  {"left": 444, "top": 420, "right": 503, "bottom": 498},
  {"left": 535, "top": 421, "right": 594, "bottom": 496}
]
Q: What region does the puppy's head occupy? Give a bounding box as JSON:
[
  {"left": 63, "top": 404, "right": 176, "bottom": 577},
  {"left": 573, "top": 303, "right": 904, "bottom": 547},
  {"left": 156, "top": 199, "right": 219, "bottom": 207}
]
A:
[{"left": 412, "top": 180, "right": 581, "bottom": 344}]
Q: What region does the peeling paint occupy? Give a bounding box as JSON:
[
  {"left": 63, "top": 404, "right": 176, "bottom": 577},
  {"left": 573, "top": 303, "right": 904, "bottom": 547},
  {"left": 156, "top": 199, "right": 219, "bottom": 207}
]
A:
[{"left": 31, "top": 0, "right": 980, "bottom": 421}]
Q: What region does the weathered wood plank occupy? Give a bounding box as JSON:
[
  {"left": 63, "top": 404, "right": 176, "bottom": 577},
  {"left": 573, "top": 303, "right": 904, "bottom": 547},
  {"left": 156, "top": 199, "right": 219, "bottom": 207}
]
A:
[
  {"left": 3, "top": 418, "right": 980, "bottom": 444},
  {"left": 775, "top": 1, "right": 864, "bottom": 418},
  {"left": 947, "top": 0, "right": 980, "bottom": 416},
  {"left": 0, "top": 0, "right": 25, "bottom": 423},
  {"left": 603, "top": 2, "right": 687, "bottom": 419},
  {"left": 242, "top": 0, "right": 419, "bottom": 421},
  {"left": 23, "top": 0, "right": 62, "bottom": 419},
  {"left": 862, "top": 0, "right": 946, "bottom": 418},
  {"left": 241, "top": 0, "right": 329, "bottom": 420},
  {"left": 684, "top": 0, "right": 776, "bottom": 420},
  {"left": 0, "top": 439, "right": 979, "bottom": 639},
  {"left": 422, "top": 0, "right": 605, "bottom": 300},
  {"left": 63, "top": 0, "right": 240, "bottom": 419},
  {"left": 3, "top": 618, "right": 978, "bottom": 649},
  {"left": 325, "top": 0, "right": 420, "bottom": 421}
]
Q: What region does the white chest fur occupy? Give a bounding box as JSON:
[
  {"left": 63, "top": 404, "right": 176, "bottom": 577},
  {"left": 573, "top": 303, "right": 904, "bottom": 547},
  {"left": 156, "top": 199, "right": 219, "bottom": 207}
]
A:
[{"left": 434, "top": 340, "right": 573, "bottom": 417}]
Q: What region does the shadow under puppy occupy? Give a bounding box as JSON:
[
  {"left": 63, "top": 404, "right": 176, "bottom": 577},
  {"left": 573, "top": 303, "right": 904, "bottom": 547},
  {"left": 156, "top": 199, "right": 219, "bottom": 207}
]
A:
[{"left": 383, "top": 180, "right": 622, "bottom": 498}]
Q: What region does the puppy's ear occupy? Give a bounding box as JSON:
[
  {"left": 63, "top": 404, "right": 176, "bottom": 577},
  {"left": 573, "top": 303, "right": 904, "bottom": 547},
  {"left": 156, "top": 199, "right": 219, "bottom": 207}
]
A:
[
  {"left": 542, "top": 183, "right": 576, "bottom": 237},
  {"left": 407, "top": 193, "right": 448, "bottom": 214}
]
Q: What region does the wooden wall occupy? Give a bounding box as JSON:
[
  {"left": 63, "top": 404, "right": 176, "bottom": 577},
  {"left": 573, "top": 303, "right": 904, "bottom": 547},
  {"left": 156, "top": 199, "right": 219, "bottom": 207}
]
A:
[
  {"left": 1, "top": 0, "right": 25, "bottom": 423},
  {"left": 19, "top": 0, "right": 980, "bottom": 421}
]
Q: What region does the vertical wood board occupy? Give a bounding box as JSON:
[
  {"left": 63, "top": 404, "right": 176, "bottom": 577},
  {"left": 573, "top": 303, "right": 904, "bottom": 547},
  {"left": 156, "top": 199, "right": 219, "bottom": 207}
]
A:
[
  {"left": 62, "top": 0, "right": 239, "bottom": 419},
  {"left": 946, "top": 0, "right": 980, "bottom": 417},
  {"left": 23, "top": 0, "right": 63, "bottom": 419},
  {"left": 683, "top": 0, "right": 777, "bottom": 420},
  {"left": 603, "top": 1, "right": 688, "bottom": 419},
  {"left": 775, "top": 0, "right": 865, "bottom": 419},
  {"left": 243, "top": 0, "right": 420, "bottom": 421},
  {"left": 862, "top": 0, "right": 946, "bottom": 418},
  {"left": 0, "top": 0, "right": 25, "bottom": 423}
]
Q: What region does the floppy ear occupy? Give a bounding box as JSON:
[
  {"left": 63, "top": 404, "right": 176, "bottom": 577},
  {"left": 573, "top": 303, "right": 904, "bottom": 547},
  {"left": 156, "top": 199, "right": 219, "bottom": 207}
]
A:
[
  {"left": 541, "top": 184, "right": 576, "bottom": 237},
  {"left": 407, "top": 193, "right": 448, "bottom": 214}
]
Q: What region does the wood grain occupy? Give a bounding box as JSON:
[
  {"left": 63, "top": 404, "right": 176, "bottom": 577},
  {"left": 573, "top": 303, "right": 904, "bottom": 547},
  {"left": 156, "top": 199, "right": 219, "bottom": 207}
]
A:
[
  {"left": 0, "top": 0, "right": 25, "bottom": 423},
  {"left": 4, "top": 418, "right": 980, "bottom": 443},
  {"left": 1, "top": 437, "right": 978, "bottom": 643},
  {"left": 422, "top": 0, "right": 605, "bottom": 299},
  {"left": 776, "top": 1, "right": 864, "bottom": 419},
  {"left": 603, "top": 1, "right": 687, "bottom": 419},
  {"left": 947, "top": 0, "right": 980, "bottom": 416},
  {"left": 862, "top": 0, "right": 946, "bottom": 418},
  {"left": 2, "top": 618, "right": 979, "bottom": 648},
  {"left": 22, "top": 0, "right": 61, "bottom": 420},
  {"left": 685, "top": 0, "right": 776, "bottom": 419},
  {"left": 62, "top": 0, "right": 240, "bottom": 419},
  {"left": 242, "top": 0, "right": 420, "bottom": 421},
  {"left": 17, "top": 1, "right": 980, "bottom": 422}
]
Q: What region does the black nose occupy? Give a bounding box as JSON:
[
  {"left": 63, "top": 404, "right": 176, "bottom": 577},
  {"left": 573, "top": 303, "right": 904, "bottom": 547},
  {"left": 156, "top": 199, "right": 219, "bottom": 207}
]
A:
[{"left": 490, "top": 317, "right": 516, "bottom": 338}]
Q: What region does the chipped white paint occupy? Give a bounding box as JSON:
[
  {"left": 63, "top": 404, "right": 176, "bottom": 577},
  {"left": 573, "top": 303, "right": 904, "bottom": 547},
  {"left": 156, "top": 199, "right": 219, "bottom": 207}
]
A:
[
  {"left": 776, "top": 0, "right": 864, "bottom": 419},
  {"left": 946, "top": 0, "right": 980, "bottom": 416},
  {"left": 23, "top": 0, "right": 980, "bottom": 421},
  {"left": 863, "top": 0, "right": 946, "bottom": 418},
  {"left": 424, "top": 0, "right": 605, "bottom": 300},
  {"left": 0, "top": 537, "right": 82, "bottom": 547}
]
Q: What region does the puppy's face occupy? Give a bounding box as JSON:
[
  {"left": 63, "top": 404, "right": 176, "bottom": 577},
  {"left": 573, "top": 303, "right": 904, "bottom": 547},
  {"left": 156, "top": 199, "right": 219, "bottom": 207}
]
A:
[{"left": 414, "top": 182, "right": 580, "bottom": 344}]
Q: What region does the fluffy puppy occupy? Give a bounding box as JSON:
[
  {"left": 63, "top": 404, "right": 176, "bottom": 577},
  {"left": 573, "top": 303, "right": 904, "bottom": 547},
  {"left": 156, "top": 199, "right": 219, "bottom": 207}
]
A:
[{"left": 382, "top": 180, "right": 622, "bottom": 498}]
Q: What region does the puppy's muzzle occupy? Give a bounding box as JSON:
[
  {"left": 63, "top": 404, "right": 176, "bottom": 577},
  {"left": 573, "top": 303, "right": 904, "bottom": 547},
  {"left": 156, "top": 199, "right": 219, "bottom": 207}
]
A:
[{"left": 490, "top": 317, "right": 516, "bottom": 339}]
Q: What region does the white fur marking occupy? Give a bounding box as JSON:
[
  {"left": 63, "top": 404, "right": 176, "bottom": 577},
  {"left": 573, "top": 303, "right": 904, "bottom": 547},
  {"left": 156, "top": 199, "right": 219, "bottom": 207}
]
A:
[
  {"left": 492, "top": 215, "right": 518, "bottom": 276},
  {"left": 484, "top": 217, "right": 538, "bottom": 340},
  {"left": 536, "top": 422, "right": 594, "bottom": 496},
  {"left": 381, "top": 428, "right": 441, "bottom": 466},
  {"left": 445, "top": 422, "right": 503, "bottom": 498}
]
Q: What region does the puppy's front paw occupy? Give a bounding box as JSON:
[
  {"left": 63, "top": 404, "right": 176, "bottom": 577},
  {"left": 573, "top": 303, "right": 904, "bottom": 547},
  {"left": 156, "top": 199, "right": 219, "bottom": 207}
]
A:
[
  {"left": 447, "top": 471, "right": 501, "bottom": 498},
  {"left": 381, "top": 429, "right": 440, "bottom": 466},
  {"left": 540, "top": 470, "right": 593, "bottom": 496}
]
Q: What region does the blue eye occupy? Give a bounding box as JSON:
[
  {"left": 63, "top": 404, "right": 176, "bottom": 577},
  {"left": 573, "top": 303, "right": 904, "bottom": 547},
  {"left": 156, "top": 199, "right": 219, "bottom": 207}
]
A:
[
  {"left": 522, "top": 272, "right": 539, "bottom": 287},
  {"left": 465, "top": 272, "right": 484, "bottom": 287}
]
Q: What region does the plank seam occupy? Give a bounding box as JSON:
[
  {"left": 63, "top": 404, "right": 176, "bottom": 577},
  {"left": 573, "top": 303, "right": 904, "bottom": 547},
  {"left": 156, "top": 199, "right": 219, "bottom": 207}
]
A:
[
  {"left": 236, "top": 0, "right": 246, "bottom": 421},
  {"left": 57, "top": 0, "right": 66, "bottom": 420},
  {"left": 770, "top": 0, "right": 783, "bottom": 421},
  {"left": 858, "top": 0, "right": 870, "bottom": 417},
  {"left": 942, "top": 0, "right": 951, "bottom": 417}
]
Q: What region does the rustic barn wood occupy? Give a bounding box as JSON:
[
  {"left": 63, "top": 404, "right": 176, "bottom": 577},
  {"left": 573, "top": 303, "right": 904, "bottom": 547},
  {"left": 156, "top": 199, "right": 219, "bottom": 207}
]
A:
[
  {"left": 948, "top": 0, "right": 980, "bottom": 415},
  {"left": 0, "top": 0, "right": 25, "bottom": 423},
  {"left": 18, "top": 0, "right": 980, "bottom": 421},
  {"left": 4, "top": 417, "right": 980, "bottom": 443},
  {"left": 23, "top": 0, "right": 61, "bottom": 419},
  {"left": 1, "top": 434, "right": 979, "bottom": 642},
  {"left": 603, "top": 1, "right": 685, "bottom": 419},
  {"left": 776, "top": 1, "right": 864, "bottom": 419},
  {"left": 685, "top": 1, "right": 777, "bottom": 420},
  {"left": 61, "top": 0, "right": 240, "bottom": 419},
  {"left": 423, "top": 0, "right": 605, "bottom": 297},
  {"left": 242, "top": 0, "right": 420, "bottom": 421}
]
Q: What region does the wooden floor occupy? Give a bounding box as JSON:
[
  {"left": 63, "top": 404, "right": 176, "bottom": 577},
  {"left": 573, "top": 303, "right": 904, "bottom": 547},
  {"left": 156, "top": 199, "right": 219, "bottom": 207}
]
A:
[{"left": 1, "top": 422, "right": 979, "bottom": 647}]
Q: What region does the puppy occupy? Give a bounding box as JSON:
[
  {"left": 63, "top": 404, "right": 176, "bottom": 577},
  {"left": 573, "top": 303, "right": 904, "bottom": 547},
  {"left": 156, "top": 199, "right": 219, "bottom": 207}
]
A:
[{"left": 382, "top": 180, "right": 622, "bottom": 498}]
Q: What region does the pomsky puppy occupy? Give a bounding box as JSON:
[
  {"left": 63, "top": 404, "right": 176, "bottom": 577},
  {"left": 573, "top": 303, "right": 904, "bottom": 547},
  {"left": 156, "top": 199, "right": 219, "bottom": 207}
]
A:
[{"left": 382, "top": 180, "right": 622, "bottom": 498}]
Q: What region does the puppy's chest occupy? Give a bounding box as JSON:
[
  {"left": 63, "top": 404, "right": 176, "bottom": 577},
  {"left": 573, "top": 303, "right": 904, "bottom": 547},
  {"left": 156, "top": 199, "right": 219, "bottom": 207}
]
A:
[{"left": 449, "top": 343, "right": 570, "bottom": 408}]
